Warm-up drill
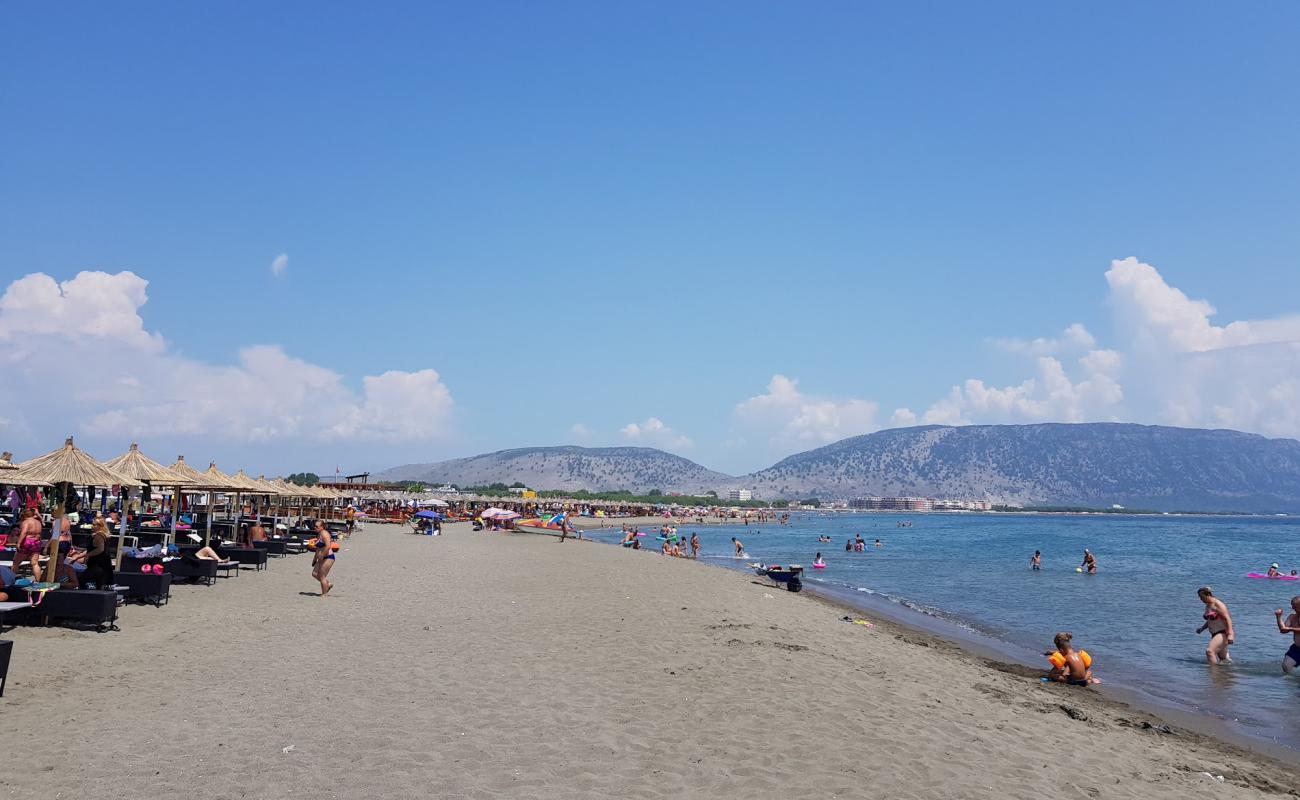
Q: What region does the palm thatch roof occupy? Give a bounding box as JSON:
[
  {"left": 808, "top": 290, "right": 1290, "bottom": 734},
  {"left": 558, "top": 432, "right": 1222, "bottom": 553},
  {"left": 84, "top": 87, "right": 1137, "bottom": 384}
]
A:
[
  {"left": 228, "top": 469, "right": 269, "bottom": 493},
  {"left": 104, "top": 443, "right": 194, "bottom": 485},
  {"left": 199, "top": 462, "right": 242, "bottom": 491},
  {"left": 269, "top": 478, "right": 311, "bottom": 498},
  {"left": 0, "top": 450, "right": 51, "bottom": 487},
  {"left": 15, "top": 437, "right": 142, "bottom": 488},
  {"left": 253, "top": 475, "right": 287, "bottom": 495}
]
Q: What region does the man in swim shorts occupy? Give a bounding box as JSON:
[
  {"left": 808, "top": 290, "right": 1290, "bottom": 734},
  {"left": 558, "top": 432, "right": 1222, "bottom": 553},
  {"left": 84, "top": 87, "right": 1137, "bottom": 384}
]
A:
[
  {"left": 1274, "top": 596, "right": 1300, "bottom": 675},
  {"left": 732, "top": 537, "right": 744, "bottom": 556}
]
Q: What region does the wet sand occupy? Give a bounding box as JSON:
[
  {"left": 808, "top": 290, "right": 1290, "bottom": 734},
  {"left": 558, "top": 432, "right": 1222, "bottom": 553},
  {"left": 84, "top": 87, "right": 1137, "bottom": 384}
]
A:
[{"left": 1, "top": 522, "right": 1296, "bottom": 799}]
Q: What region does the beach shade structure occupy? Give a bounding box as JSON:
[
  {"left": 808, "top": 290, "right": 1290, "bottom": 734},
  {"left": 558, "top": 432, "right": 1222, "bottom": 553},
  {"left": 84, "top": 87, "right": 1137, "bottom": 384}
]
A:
[
  {"left": 14, "top": 437, "right": 142, "bottom": 582},
  {"left": 227, "top": 470, "right": 269, "bottom": 538},
  {"left": 0, "top": 451, "right": 52, "bottom": 487},
  {"left": 418, "top": 498, "right": 449, "bottom": 508},
  {"left": 480, "top": 507, "right": 521, "bottom": 520},
  {"left": 197, "top": 462, "right": 242, "bottom": 545},
  {"left": 413, "top": 510, "right": 442, "bottom": 520},
  {"left": 252, "top": 475, "right": 288, "bottom": 533},
  {"left": 104, "top": 443, "right": 195, "bottom": 550},
  {"left": 168, "top": 456, "right": 228, "bottom": 547}
]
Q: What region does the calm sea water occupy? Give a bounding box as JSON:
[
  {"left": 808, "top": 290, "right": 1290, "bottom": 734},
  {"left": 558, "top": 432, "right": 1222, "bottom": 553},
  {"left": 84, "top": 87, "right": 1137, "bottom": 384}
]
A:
[{"left": 586, "top": 512, "right": 1300, "bottom": 749}]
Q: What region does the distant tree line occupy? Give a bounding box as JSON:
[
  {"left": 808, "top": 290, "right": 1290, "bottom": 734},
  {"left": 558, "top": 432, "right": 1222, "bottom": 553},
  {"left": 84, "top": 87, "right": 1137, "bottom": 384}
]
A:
[{"left": 286, "top": 472, "right": 320, "bottom": 486}]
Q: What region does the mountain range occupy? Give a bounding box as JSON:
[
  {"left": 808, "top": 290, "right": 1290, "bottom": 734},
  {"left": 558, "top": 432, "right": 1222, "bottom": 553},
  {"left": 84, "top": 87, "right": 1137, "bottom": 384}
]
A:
[{"left": 377, "top": 423, "right": 1300, "bottom": 512}]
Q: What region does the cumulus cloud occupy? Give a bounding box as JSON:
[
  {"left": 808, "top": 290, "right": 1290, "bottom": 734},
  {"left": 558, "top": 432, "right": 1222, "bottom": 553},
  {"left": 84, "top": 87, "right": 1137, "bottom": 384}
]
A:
[
  {"left": 0, "top": 270, "right": 454, "bottom": 445},
  {"left": 736, "top": 375, "right": 879, "bottom": 448},
  {"left": 270, "top": 253, "right": 288, "bottom": 277},
  {"left": 620, "top": 417, "right": 693, "bottom": 450},
  {"left": 992, "top": 323, "right": 1095, "bottom": 355},
  {"left": 569, "top": 423, "right": 593, "bottom": 439},
  {"left": 894, "top": 257, "right": 1300, "bottom": 439}
]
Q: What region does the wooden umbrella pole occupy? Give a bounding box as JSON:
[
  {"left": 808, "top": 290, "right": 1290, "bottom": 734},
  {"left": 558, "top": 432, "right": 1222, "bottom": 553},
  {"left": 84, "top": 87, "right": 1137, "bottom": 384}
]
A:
[
  {"left": 115, "top": 486, "right": 131, "bottom": 571},
  {"left": 167, "top": 483, "right": 178, "bottom": 548},
  {"left": 204, "top": 491, "right": 213, "bottom": 547}
]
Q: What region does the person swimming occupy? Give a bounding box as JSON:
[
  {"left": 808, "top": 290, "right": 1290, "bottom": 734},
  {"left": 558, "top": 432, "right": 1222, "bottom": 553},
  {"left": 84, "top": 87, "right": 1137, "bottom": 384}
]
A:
[
  {"left": 845, "top": 539, "right": 852, "bottom": 552},
  {"left": 1267, "top": 563, "right": 1282, "bottom": 578},
  {"left": 854, "top": 535, "right": 865, "bottom": 552},
  {"left": 818, "top": 535, "right": 831, "bottom": 543},
  {"left": 1047, "top": 632, "right": 1100, "bottom": 685},
  {"left": 813, "top": 552, "right": 825, "bottom": 567},
  {"left": 874, "top": 538, "right": 882, "bottom": 548}
]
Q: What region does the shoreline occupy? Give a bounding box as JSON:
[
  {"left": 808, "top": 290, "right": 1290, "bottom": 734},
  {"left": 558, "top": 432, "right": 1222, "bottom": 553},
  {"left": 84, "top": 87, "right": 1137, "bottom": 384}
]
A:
[{"left": 571, "top": 519, "right": 1300, "bottom": 764}]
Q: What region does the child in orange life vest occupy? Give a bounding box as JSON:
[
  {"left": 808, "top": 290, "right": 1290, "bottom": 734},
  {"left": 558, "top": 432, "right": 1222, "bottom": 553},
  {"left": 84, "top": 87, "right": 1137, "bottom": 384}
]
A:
[{"left": 1047, "top": 632, "right": 1100, "bottom": 686}]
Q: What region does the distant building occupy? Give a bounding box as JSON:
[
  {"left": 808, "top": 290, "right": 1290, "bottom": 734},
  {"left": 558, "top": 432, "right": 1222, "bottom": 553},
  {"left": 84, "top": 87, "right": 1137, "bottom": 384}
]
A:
[
  {"left": 728, "top": 488, "right": 752, "bottom": 501},
  {"left": 851, "top": 496, "right": 989, "bottom": 512}
]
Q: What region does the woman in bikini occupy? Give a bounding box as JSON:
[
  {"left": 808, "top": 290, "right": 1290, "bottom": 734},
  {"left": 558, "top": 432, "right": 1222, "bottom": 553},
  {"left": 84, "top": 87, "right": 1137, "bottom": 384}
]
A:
[
  {"left": 1196, "top": 586, "right": 1235, "bottom": 665},
  {"left": 15, "top": 508, "right": 45, "bottom": 581},
  {"left": 311, "top": 520, "right": 335, "bottom": 597}
]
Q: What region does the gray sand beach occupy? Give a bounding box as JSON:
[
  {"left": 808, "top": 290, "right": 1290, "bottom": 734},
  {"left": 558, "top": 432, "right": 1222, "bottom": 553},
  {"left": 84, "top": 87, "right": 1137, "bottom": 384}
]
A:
[{"left": 2, "top": 522, "right": 1296, "bottom": 799}]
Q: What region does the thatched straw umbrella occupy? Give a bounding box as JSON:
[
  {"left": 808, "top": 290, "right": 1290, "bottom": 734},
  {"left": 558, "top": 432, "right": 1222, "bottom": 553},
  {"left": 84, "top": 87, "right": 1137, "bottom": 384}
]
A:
[
  {"left": 14, "top": 437, "right": 141, "bottom": 582},
  {"left": 103, "top": 443, "right": 194, "bottom": 552},
  {"left": 0, "top": 451, "right": 52, "bottom": 487},
  {"left": 168, "top": 456, "right": 225, "bottom": 546},
  {"left": 225, "top": 469, "right": 267, "bottom": 543},
  {"left": 195, "top": 462, "right": 241, "bottom": 546}
]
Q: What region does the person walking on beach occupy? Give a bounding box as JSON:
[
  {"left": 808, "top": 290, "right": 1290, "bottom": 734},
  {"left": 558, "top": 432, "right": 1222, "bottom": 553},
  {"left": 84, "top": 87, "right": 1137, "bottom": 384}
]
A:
[
  {"left": 1081, "top": 549, "right": 1097, "bottom": 574},
  {"left": 311, "top": 520, "right": 335, "bottom": 597},
  {"left": 15, "top": 508, "right": 44, "bottom": 581},
  {"left": 690, "top": 532, "right": 700, "bottom": 559},
  {"left": 1031, "top": 551, "right": 1041, "bottom": 570},
  {"left": 1195, "top": 587, "right": 1234, "bottom": 664},
  {"left": 1274, "top": 596, "right": 1300, "bottom": 674}
]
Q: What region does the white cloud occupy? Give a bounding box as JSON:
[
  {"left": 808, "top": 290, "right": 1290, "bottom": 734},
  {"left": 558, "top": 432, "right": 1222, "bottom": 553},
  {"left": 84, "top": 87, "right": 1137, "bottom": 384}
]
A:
[
  {"left": 1105, "top": 256, "right": 1300, "bottom": 353},
  {"left": 620, "top": 417, "right": 693, "bottom": 450},
  {"left": 0, "top": 270, "right": 454, "bottom": 444},
  {"left": 270, "top": 253, "right": 288, "bottom": 277},
  {"left": 736, "top": 375, "right": 880, "bottom": 447},
  {"left": 889, "top": 408, "right": 918, "bottom": 427},
  {"left": 899, "top": 257, "right": 1300, "bottom": 439},
  {"left": 992, "top": 323, "right": 1095, "bottom": 355},
  {"left": 569, "top": 423, "right": 593, "bottom": 439},
  {"left": 914, "top": 351, "right": 1123, "bottom": 426}
]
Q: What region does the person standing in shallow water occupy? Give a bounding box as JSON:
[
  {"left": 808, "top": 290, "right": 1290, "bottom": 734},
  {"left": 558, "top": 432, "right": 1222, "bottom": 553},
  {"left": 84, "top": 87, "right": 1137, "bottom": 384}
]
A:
[
  {"left": 1081, "top": 549, "right": 1097, "bottom": 574},
  {"left": 1196, "top": 587, "right": 1234, "bottom": 665},
  {"left": 1031, "top": 551, "right": 1041, "bottom": 570},
  {"left": 1273, "top": 596, "right": 1300, "bottom": 674}
]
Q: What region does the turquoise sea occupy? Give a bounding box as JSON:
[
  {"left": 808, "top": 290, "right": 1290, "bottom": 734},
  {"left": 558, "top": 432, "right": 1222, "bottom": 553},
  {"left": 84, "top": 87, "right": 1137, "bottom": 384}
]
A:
[{"left": 586, "top": 512, "right": 1300, "bottom": 749}]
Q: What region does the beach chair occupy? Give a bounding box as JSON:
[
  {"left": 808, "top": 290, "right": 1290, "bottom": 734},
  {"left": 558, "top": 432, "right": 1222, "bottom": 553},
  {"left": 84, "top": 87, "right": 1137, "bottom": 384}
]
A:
[
  {"left": 115, "top": 571, "right": 172, "bottom": 607},
  {"left": 217, "top": 547, "right": 267, "bottom": 571},
  {"left": 0, "top": 639, "right": 11, "bottom": 696},
  {"left": 165, "top": 558, "right": 218, "bottom": 586},
  {"left": 36, "top": 589, "right": 119, "bottom": 632}
]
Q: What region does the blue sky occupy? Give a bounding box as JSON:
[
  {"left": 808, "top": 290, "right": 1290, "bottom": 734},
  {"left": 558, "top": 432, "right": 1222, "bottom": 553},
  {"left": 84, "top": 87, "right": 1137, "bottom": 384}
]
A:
[{"left": 3, "top": 2, "right": 1299, "bottom": 477}]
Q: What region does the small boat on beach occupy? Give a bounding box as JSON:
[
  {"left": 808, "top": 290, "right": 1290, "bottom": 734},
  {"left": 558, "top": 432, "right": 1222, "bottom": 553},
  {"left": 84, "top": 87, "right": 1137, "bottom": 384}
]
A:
[{"left": 753, "top": 563, "right": 804, "bottom": 592}]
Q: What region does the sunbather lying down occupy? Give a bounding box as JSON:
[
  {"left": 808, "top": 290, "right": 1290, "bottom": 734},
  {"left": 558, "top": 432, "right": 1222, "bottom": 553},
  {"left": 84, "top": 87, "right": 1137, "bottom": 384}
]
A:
[{"left": 193, "top": 546, "right": 226, "bottom": 561}]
